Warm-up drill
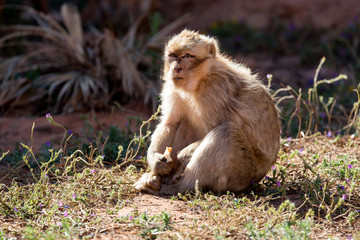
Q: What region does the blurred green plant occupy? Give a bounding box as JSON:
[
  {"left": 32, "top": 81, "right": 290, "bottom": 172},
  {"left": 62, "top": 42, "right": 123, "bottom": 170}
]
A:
[
  {"left": 207, "top": 19, "right": 325, "bottom": 64},
  {"left": 0, "top": 4, "right": 190, "bottom": 113},
  {"left": 270, "top": 57, "right": 355, "bottom": 137}
]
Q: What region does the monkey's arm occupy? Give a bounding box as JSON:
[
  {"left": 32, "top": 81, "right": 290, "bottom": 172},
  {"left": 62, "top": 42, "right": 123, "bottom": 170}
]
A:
[
  {"left": 147, "top": 121, "right": 179, "bottom": 175},
  {"left": 134, "top": 120, "right": 179, "bottom": 192}
]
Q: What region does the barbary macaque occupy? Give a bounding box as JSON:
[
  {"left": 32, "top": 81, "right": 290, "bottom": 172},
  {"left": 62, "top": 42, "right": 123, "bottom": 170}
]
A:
[{"left": 134, "top": 29, "right": 280, "bottom": 195}]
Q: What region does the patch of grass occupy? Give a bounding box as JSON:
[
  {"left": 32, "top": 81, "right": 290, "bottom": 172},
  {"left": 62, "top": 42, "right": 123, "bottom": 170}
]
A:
[
  {"left": 2, "top": 123, "right": 359, "bottom": 238},
  {"left": 115, "top": 210, "right": 172, "bottom": 239}
]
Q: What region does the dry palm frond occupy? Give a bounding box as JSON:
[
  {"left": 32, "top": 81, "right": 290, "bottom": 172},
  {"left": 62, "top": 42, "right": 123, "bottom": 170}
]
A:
[
  {"left": 0, "top": 4, "right": 106, "bottom": 112},
  {"left": 60, "top": 4, "right": 85, "bottom": 63},
  {"left": 0, "top": 57, "right": 32, "bottom": 110},
  {"left": 102, "top": 30, "right": 145, "bottom": 96},
  {"left": 0, "top": 4, "right": 190, "bottom": 113},
  {"left": 0, "top": 77, "right": 31, "bottom": 109}
]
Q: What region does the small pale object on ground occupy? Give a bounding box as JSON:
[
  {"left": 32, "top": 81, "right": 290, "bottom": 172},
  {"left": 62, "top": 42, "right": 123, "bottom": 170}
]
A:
[{"left": 163, "top": 147, "right": 172, "bottom": 162}]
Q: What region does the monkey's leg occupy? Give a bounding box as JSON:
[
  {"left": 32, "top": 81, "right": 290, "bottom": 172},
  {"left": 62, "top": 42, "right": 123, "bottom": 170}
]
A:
[
  {"left": 160, "top": 122, "right": 257, "bottom": 195},
  {"left": 160, "top": 122, "right": 200, "bottom": 184},
  {"left": 133, "top": 173, "right": 161, "bottom": 193},
  {"left": 135, "top": 120, "right": 197, "bottom": 192},
  {"left": 168, "top": 140, "right": 202, "bottom": 184}
]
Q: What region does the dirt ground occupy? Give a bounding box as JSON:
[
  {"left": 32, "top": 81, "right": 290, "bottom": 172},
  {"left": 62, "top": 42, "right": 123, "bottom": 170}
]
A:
[
  {"left": 0, "top": 101, "right": 153, "bottom": 152},
  {"left": 0, "top": 101, "right": 205, "bottom": 239}
]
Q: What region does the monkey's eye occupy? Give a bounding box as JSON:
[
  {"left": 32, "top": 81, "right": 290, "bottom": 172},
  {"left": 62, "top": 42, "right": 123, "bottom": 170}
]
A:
[
  {"left": 183, "top": 53, "right": 194, "bottom": 59},
  {"left": 168, "top": 53, "right": 178, "bottom": 60}
]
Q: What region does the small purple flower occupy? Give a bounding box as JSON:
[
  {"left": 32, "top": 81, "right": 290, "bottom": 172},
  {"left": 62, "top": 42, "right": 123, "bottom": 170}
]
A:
[
  {"left": 72, "top": 194, "right": 76, "bottom": 199},
  {"left": 46, "top": 141, "right": 51, "bottom": 147},
  {"left": 58, "top": 202, "right": 63, "bottom": 207},
  {"left": 64, "top": 211, "right": 68, "bottom": 217},
  {"left": 45, "top": 113, "right": 51, "bottom": 118},
  {"left": 265, "top": 175, "right": 269, "bottom": 179},
  {"left": 276, "top": 181, "right": 281, "bottom": 186},
  {"left": 287, "top": 137, "right": 292, "bottom": 142},
  {"left": 320, "top": 186, "right": 322, "bottom": 190},
  {"left": 340, "top": 49, "right": 347, "bottom": 57},
  {"left": 342, "top": 194, "right": 346, "bottom": 200},
  {"left": 288, "top": 23, "right": 296, "bottom": 31},
  {"left": 327, "top": 131, "right": 332, "bottom": 138},
  {"left": 341, "top": 185, "right": 345, "bottom": 190},
  {"left": 348, "top": 164, "right": 352, "bottom": 169},
  {"left": 346, "top": 178, "right": 350, "bottom": 183},
  {"left": 64, "top": 205, "right": 69, "bottom": 209},
  {"left": 129, "top": 215, "right": 134, "bottom": 221},
  {"left": 349, "top": 22, "right": 356, "bottom": 29},
  {"left": 306, "top": 78, "right": 314, "bottom": 87},
  {"left": 14, "top": 207, "right": 18, "bottom": 212},
  {"left": 320, "top": 113, "right": 326, "bottom": 118},
  {"left": 272, "top": 165, "right": 276, "bottom": 170},
  {"left": 68, "top": 130, "right": 73, "bottom": 135},
  {"left": 39, "top": 203, "right": 42, "bottom": 208},
  {"left": 92, "top": 212, "right": 95, "bottom": 217},
  {"left": 91, "top": 169, "right": 95, "bottom": 173},
  {"left": 299, "top": 148, "right": 304, "bottom": 155},
  {"left": 234, "top": 35, "right": 243, "bottom": 43}
]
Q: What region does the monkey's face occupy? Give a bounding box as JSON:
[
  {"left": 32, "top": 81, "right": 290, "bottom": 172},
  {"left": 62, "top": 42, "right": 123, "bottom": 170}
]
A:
[
  {"left": 166, "top": 51, "right": 195, "bottom": 83},
  {"left": 163, "top": 30, "right": 219, "bottom": 90},
  {"left": 164, "top": 46, "right": 214, "bottom": 90}
]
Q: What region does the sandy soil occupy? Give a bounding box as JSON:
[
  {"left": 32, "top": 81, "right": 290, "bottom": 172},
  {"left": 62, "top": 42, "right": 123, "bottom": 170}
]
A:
[
  {"left": 0, "top": 102, "right": 204, "bottom": 239},
  {"left": 0, "top": 101, "right": 153, "bottom": 152}
]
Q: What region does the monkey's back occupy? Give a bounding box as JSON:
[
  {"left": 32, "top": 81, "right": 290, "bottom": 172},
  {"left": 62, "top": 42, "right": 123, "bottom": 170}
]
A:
[{"left": 191, "top": 56, "right": 281, "bottom": 172}]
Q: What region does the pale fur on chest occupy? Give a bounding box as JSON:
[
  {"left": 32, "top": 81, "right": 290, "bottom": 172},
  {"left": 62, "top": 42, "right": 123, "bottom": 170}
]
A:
[{"left": 176, "top": 89, "right": 209, "bottom": 137}]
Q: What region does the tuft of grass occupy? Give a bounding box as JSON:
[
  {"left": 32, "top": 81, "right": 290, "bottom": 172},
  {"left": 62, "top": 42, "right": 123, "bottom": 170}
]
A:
[{"left": 271, "top": 57, "right": 350, "bottom": 137}]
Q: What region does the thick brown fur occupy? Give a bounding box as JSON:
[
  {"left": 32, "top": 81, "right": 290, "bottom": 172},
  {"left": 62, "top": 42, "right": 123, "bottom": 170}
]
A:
[{"left": 134, "top": 29, "right": 281, "bottom": 195}]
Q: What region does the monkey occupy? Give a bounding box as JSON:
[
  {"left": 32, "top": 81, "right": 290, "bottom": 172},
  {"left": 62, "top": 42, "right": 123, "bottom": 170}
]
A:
[{"left": 134, "top": 29, "right": 281, "bottom": 195}]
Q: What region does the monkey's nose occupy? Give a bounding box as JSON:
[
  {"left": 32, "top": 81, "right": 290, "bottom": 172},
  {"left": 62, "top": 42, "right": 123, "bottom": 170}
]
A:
[{"left": 175, "top": 67, "right": 183, "bottom": 73}]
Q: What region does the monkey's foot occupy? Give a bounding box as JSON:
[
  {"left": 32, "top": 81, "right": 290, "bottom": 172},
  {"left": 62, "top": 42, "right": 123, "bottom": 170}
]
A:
[{"left": 133, "top": 173, "right": 161, "bottom": 193}]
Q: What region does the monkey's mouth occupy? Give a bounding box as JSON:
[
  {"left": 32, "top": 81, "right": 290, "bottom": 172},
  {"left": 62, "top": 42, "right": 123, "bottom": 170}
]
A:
[{"left": 173, "top": 77, "right": 184, "bottom": 81}]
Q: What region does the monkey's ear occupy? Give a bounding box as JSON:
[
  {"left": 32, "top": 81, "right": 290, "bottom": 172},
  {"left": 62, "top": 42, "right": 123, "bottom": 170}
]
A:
[{"left": 209, "top": 40, "right": 219, "bottom": 57}]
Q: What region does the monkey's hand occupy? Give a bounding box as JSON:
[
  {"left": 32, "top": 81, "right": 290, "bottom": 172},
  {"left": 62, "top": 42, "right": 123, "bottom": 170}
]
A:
[
  {"left": 150, "top": 152, "right": 174, "bottom": 175},
  {"left": 133, "top": 173, "right": 161, "bottom": 193}
]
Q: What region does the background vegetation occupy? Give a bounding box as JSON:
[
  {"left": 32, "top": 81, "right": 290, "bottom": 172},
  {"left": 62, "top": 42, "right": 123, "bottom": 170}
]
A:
[{"left": 0, "top": 1, "right": 359, "bottom": 239}]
